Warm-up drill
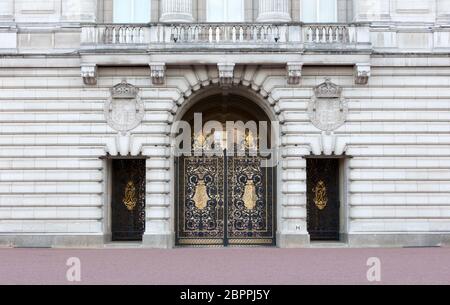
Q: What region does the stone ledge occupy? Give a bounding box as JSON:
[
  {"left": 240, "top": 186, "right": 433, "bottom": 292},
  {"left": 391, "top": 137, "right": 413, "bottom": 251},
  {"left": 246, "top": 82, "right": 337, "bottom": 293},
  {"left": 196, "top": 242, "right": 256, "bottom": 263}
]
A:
[
  {"left": 277, "top": 233, "right": 310, "bottom": 248},
  {"left": 2, "top": 233, "right": 449, "bottom": 248},
  {"left": 0, "top": 234, "right": 104, "bottom": 248},
  {"left": 142, "top": 233, "right": 174, "bottom": 249},
  {"left": 347, "top": 233, "right": 450, "bottom": 248}
]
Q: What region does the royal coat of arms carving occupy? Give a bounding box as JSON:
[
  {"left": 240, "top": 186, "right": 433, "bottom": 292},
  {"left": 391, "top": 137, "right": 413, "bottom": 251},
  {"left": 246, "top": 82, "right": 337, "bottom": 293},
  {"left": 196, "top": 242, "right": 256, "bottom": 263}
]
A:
[
  {"left": 105, "top": 81, "right": 145, "bottom": 133},
  {"left": 307, "top": 79, "right": 348, "bottom": 132}
]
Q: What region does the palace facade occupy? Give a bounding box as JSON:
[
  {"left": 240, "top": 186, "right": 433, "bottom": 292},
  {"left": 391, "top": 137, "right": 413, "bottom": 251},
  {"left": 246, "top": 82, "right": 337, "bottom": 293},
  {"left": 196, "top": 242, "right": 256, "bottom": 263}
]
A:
[{"left": 1, "top": 0, "right": 450, "bottom": 248}]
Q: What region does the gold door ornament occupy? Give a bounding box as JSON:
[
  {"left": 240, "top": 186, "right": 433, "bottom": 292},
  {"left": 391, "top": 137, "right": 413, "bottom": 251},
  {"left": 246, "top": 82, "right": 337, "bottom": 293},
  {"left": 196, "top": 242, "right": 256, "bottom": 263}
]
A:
[
  {"left": 244, "top": 132, "right": 257, "bottom": 149},
  {"left": 123, "top": 181, "right": 137, "bottom": 211},
  {"left": 313, "top": 180, "right": 328, "bottom": 210},
  {"left": 243, "top": 179, "right": 257, "bottom": 210},
  {"left": 193, "top": 179, "right": 209, "bottom": 210},
  {"left": 193, "top": 133, "right": 207, "bottom": 149}
]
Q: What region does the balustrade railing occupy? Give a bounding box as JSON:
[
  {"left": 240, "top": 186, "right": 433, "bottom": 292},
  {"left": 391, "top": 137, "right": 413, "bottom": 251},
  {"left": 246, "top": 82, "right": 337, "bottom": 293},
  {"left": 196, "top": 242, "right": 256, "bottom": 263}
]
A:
[
  {"left": 81, "top": 23, "right": 370, "bottom": 50},
  {"left": 82, "top": 24, "right": 147, "bottom": 44},
  {"left": 169, "top": 24, "right": 283, "bottom": 43},
  {"left": 304, "top": 24, "right": 353, "bottom": 44}
]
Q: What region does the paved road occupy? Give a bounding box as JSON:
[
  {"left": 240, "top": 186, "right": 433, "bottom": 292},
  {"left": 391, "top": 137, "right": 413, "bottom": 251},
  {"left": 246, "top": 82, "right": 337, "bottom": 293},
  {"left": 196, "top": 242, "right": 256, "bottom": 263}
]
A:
[{"left": 0, "top": 247, "right": 449, "bottom": 285}]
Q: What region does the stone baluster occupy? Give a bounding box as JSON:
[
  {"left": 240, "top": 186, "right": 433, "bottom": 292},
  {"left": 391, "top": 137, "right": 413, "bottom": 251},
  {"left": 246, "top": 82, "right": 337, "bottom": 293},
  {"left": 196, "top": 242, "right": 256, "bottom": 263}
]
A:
[
  {"left": 160, "top": 0, "right": 194, "bottom": 23},
  {"left": 257, "top": 0, "right": 291, "bottom": 23}
]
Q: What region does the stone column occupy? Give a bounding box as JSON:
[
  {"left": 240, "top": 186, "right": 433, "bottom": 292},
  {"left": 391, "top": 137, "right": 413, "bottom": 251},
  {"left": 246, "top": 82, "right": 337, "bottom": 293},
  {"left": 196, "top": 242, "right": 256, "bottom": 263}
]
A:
[
  {"left": 353, "top": 0, "right": 391, "bottom": 22},
  {"left": 257, "top": 0, "right": 291, "bottom": 22},
  {"left": 437, "top": 0, "right": 450, "bottom": 23},
  {"left": 160, "top": 0, "right": 194, "bottom": 22},
  {"left": 0, "top": 0, "right": 14, "bottom": 22},
  {"left": 62, "top": 0, "right": 97, "bottom": 22}
]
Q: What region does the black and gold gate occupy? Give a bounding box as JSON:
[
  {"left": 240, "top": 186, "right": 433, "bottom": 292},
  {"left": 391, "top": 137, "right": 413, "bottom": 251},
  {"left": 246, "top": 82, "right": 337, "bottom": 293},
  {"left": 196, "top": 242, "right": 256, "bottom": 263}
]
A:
[
  {"left": 306, "top": 158, "right": 340, "bottom": 240},
  {"left": 176, "top": 153, "right": 276, "bottom": 246},
  {"left": 111, "top": 159, "right": 146, "bottom": 241}
]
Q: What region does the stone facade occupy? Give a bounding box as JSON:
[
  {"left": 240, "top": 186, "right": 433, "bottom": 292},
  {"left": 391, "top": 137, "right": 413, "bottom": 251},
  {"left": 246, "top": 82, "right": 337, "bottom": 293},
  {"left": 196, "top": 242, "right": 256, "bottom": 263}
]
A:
[{"left": 0, "top": 0, "right": 450, "bottom": 248}]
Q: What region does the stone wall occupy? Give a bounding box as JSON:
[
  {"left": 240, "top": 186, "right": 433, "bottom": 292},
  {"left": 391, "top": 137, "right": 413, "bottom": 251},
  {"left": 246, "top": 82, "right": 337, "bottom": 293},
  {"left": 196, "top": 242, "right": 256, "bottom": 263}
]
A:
[
  {"left": 0, "top": 0, "right": 450, "bottom": 248},
  {"left": 0, "top": 58, "right": 449, "bottom": 247}
]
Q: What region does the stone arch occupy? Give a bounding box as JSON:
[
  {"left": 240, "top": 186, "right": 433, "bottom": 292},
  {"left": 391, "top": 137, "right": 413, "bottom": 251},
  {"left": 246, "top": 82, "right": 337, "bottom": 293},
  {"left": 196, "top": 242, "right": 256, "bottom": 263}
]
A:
[
  {"left": 169, "top": 83, "right": 284, "bottom": 247},
  {"left": 164, "top": 64, "right": 287, "bottom": 120},
  {"left": 173, "top": 84, "right": 281, "bottom": 125}
]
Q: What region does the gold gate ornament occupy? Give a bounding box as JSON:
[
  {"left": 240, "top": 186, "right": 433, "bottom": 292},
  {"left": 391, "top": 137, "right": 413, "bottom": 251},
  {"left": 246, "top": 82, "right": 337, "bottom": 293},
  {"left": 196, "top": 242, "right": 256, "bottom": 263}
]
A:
[
  {"left": 123, "top": 181, "right": 137, "bottom": 211},
  {"left": 193, "top": 179, "right": 209, "bottom": 210},
  {"left": 243, "top": 179, "right": 257, "bottom": 210},
  {"left": 313, "top": 180, "right": 328, "bottom": 210}
]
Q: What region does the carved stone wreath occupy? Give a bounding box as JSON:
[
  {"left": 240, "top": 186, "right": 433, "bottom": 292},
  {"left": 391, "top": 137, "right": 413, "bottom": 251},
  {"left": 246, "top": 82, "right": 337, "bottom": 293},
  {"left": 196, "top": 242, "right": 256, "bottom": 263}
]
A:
[
  {"left": 307, "top": 79, "right": 348, "bottom": 132},
  {"left": 105, "top": 81, "right": 145, "bottom": 133}
]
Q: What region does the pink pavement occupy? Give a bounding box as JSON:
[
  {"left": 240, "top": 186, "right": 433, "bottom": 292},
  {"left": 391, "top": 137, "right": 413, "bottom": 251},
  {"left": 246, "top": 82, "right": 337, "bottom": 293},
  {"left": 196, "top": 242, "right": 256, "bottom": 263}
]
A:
[{"left": 0, "top": 247, "right": 449, "bottom": 285}]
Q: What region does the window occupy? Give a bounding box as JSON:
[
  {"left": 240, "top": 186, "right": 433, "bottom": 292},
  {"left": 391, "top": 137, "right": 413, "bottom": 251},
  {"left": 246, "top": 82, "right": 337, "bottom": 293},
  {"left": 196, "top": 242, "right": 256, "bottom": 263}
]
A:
[
  {"left": 206, "top": 0, "right": 244, "bottom": 22},
  {"left": 113, "top": 0, "right": 151, "bottom": 23},
  {"left": 302, "top": 0, "right": 337, "bottom": 23}
]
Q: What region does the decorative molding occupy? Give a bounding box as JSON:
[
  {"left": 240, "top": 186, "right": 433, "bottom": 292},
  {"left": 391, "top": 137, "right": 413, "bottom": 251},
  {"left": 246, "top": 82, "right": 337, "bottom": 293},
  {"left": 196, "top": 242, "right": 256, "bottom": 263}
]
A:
[
  {"left": 80, "top": 64, "right": 97, "bottom": 85},
  {"left": 105, "top": 133, "right": 144, "bottom": 156},
  {"left": 217, "top": 63, "right": 235, "bottom": 86},
  {"left": 308, "top": 79, "right": 348, "bottom": 132},
  {"left": 111, "top": 81, "right": 139, "bottom": 99},
  {"left": 150, "top": 63, "right": 166, "bottom": 85},
  {"left": 355, "top": 63, "right": 371, "bottom": 85},
  {"left": 307, "top": 132, "right": 347, "bottom": 156},
  {"left": 321, "top": 131, "right": 336, "bottom": 156},
  {"left": 286, "top": 62, "right": 303, "bottom": 85},
  {"left": 105, "top": 81, "right": 145, "bottom": 133},
  {"left": 314, "top": 78, "right": 342, "bottom": 98}
]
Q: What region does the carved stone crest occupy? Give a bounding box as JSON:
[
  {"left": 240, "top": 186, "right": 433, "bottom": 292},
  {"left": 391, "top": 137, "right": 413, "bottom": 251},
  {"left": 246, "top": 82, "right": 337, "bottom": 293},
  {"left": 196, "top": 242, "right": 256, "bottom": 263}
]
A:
[
  {"left": 105, "top": 81, "right": 144, "bottom": 133},
  {"left": 307, "top": 79, "right": 348, "bottom": 132}
]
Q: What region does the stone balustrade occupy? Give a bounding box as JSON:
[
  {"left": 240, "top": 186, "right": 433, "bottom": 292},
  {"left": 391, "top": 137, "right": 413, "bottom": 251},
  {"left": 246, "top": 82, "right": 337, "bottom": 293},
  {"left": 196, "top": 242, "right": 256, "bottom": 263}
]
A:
[
  {"left": 81, "top": 23, "right": 371, "bottom": 51},
  {"left": 304, "top": 24, "right": 353, "bottom": 44},
  {"left": 82, "top": 24, "right": 148, "bottom": 44},
  {"left": 169, "top": 24, "right": 284, "bottom": 43}
]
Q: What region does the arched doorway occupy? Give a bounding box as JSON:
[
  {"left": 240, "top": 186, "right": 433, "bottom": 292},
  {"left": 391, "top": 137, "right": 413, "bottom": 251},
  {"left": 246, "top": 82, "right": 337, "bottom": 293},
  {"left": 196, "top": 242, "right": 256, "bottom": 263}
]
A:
[{"left": 174, "top": 93, "right": 277, "bottom": 247}]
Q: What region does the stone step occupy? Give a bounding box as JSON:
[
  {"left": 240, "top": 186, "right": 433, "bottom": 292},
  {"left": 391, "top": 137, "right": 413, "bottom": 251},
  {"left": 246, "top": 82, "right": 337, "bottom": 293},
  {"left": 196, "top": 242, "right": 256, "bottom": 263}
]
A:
[
  {"left": 103, "top": 242, "right": 144, "bottom": 249},
  {"left": 309, "top": 242, "right": 349, "bottom": 248}
]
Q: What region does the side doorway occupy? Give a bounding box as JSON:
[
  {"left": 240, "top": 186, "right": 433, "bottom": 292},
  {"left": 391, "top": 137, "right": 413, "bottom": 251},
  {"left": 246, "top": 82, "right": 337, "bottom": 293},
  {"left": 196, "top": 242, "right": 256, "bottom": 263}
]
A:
[
  {"left": 111, "top": 159, "right": 146, "bottom": 241},
  {"left": 306, "top": 158, "right": 340, "bottom": 241}
]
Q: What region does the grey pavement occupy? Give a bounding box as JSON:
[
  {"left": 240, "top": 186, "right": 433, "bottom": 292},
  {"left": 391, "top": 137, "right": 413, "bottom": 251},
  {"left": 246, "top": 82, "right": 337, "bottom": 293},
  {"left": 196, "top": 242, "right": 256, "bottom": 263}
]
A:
[{"left": 0, "top": 247, "right": 449, "bottom": 285}]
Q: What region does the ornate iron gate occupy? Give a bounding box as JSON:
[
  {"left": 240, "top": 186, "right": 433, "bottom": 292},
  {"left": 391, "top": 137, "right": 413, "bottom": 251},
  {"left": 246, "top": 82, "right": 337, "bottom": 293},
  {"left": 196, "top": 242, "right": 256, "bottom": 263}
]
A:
[
  {"left": 306, "top": 158, "right": 340, "bottom": 240},
  {"left": 111, "top": 159, "right": 146, "bottom": 241},
  {"left": 176, "top": 153, "right": 276, "bottom": 246}
]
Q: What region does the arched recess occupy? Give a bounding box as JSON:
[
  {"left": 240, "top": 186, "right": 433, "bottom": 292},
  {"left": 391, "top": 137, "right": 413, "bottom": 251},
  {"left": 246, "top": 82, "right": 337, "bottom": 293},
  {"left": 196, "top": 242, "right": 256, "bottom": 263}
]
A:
[
  {"left": 142, "top": 66, "right": 310, "bottom": 249},
  {"left": 170, "top": 85, "right": 282, "bottom": 247}
]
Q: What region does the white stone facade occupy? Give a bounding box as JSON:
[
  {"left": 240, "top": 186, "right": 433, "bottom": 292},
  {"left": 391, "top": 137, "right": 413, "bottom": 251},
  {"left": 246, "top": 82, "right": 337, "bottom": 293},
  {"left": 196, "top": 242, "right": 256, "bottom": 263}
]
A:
[{"left": 0, "top": 0, "right": 450, "bottom": 248}]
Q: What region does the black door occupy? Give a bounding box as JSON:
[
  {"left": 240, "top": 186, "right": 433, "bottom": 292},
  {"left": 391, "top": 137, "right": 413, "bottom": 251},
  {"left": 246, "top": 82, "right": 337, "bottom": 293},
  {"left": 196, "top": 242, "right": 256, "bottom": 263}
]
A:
[
  {"left": 111, "top": 159, "right": 146, "bottom": 241},
  {"left": 306, "top": 158, "right": 340, "bottom": 240},
  {"left": 175, "top": 153, "right": 276, "bottom": 246}
]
